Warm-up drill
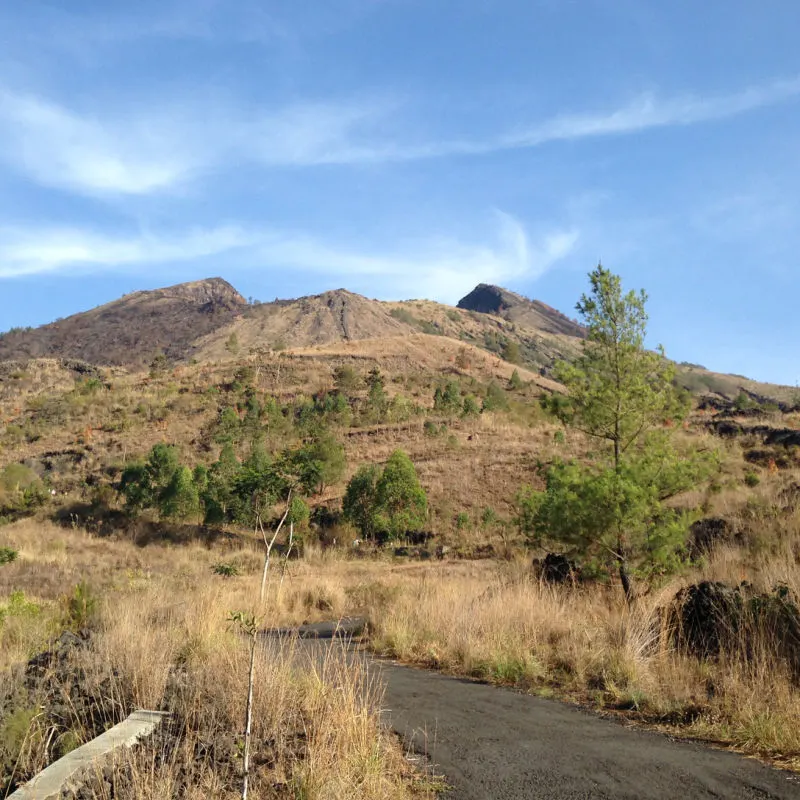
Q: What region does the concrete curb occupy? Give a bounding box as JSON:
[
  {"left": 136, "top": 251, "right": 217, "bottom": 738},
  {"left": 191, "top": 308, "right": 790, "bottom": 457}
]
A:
[{"left": 8, "top": 710, "right": 169, "bottom": 799}]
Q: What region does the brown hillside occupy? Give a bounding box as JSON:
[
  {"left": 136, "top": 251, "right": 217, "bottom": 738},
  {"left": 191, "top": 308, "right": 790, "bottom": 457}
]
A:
[
  {"left": 194, "top": 289, "right": 416, "bottom": 360},
  {"left": 0, "top": 278, "right": 246, "bottom": 369}
]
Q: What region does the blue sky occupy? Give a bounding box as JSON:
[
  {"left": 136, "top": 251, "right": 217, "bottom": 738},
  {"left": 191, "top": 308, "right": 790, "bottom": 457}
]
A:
[{"left": 0, "top": 1, "right": 799, "bottom": 384}]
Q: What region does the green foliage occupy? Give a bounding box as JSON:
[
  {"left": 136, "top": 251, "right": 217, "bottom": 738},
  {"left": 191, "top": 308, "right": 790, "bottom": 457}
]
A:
[
  {"left": 423, "top": 420, "right": 447, "bottom": 437},
  {"left": 482, "top": 381, "right": 509, "bottom": 412},
  {"left": 455, "top": 511, "right": 471, "bottom": 530},
  {"left": 373, "top": 450, "right": 428, "bottom": 541},
  {"left": 502, "top": 339, "right": 521, "bottom": 364},
  {"left": 514, "top": 485, "right": 542, "bottom": 541},
  {"left": 344, "top": 451, "right": 427, "bottom": 542},
  {"left": 333, "top": 365, "right": 360, "bottom": 393},
  {"left": 225, "top": 331, "right": 240, "bottom": 355},
  {"left": 64, "top": 581, "right": 98, "bottom": 629},
  {"left": 286, "top": 431, "right": 346, "bottom": 495},
  {"left": 553, "top": 429, "right": 566, "bottom": 445},
  {"left": 481, "top": 506, "right": 499, "bottom": 527},
  {"left": 0, "top": 463, "right": 47, "bottom": 518},
  {"left": 343, "top": 464, "right": 381, "bottom": 541},
  {"left": 533, "top": 266, "right": 715, "bottom": 595},
  {"left": 213, "top": 562, "right": 240, "bottom": 577},
  {"left": 118, "top": 443, "right": 180, "bottom": 513},
  {"left": 389, "top": 307, "right": 419, "bottom": 326},
  {"left": 508, "top": 369, "right": 524, "bottom": 390},
  {"left": 0, "top": 590, "right": 40, "bottom": 627},
  {"left": 214, "top": 406, "right": 242, "bottom": 445},
  {"left": 365, "top": 367, "right": 388, "bottom": 421},
  {"left": 160, "top": 465, "right": 201, "bottom": 521},
  {"left": 434, "top": 381, "right": 462, "bottom": 414},
  {"left": 446, "top": 309, "right": 461, "bottom": 323},
  {"left": 288, "top": 496, "right": 310, "bottom": 527},
  {"left": 548, "top": 266, "right": 684, "bottom": 460},
  {"left": 734, "top": 391, "right": 756, "bottom": 412},
  {"left": 0, "top": 547, "right": 18, "bottom": 565},
  {"left": 1, "top": 705, "right": 39, "bottom": 787},
  {"left": 462, "top": 394, "right": 480, "bottom": 417},
  {"left": 744, "top": 470, "right": 761, "bottom": 487}
]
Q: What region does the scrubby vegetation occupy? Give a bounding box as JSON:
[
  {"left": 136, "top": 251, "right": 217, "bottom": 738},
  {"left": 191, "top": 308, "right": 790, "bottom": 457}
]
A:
[{"left": 1, "top": 265, "right": 800, "bottom": 791}]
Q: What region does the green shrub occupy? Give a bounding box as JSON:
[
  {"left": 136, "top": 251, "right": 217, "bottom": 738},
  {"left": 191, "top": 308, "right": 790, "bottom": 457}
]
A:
[
  {"left": 0, "top": 547, "right": 18, "bottom": 565},
  {"left": 509, "top": 369, "right": 524, "bottom": 390},
  {"left": 212, "top": 562, "right": 240, "bottom": 578},
  {"left": 455, "top": 511, "right": 470, "bottom": 531},
  {"left": 744, "top": 471, "right": 761, "bottom": 487},
  {"left": 462, "top": 395, "right": 480, "bottom": 417},
  {"left": 65, "top": 581, "right": 98, "bottom": 629}
]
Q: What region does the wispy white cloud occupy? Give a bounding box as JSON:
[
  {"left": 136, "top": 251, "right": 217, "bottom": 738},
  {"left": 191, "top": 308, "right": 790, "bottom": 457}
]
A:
[
  {"left": 0, "top": 212, "right": 578, "bottom": 301},
  {"left": 0, "top": 90, "right": 199, "bottom": 194},
  {"left": 0, "top": 87, "right": 387, "bottom": 194},
  {"left": 2, "top": 76, "right": 798, "bottom": 196},
  {"left": 0, "top": 225, "right": 255, "bottom": 278}
]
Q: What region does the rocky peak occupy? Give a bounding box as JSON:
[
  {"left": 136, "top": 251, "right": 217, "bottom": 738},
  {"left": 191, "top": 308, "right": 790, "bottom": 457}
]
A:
[{"left": 457, "top": 284, "right": 585, "bottom": 339}]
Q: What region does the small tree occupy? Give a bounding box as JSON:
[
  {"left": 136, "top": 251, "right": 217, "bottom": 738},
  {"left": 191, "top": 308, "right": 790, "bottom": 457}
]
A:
[
  {"left": 537, "top": 265, "right": 712, "bottom": 600},
  {"left": 119, "top": 443, "right": 180, "bottom": 513},
  {"left": 502, "top": 339, "right": 521, "bottom": 364},
  {"left": 373, "top": 450, "right": 427, "bottom": 541},
  {"left": 434, "top": 381, "right": 462, "bottom": 414},
  {"left": 365, "top": 367, "right": 388, "bottom": 421},
  {"left": 333, "top": 365, "right": 360, "bottom": 394},
  {"left": 509, "top": 369, "right": 524, "bottom": 391},
  {"left": 342, "top": 464, "right": 380, "bottom": 540},
  {"left": 160, "top": 465, "right": 201, "bottom": 521},
  {"left": 482, "top": 381, "right": 508, "bottom": 412}
]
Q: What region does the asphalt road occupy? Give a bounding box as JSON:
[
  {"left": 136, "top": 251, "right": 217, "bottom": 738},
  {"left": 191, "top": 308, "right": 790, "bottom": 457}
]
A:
[{"left": 266, "top": 619, "right": 800, "bottom": 800}]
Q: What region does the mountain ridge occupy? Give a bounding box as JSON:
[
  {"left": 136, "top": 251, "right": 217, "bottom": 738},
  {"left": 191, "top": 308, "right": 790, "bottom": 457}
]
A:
[{"left": 0, "top": 277, "right": 794, "bottom": 402}]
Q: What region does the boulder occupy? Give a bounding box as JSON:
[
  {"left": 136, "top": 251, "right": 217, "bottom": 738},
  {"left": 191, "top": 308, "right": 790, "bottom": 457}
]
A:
[
  {"left": 533, "top": 553, "right": 580, "bottom": 585},
  {"left": 688, "top": 518, "right": 738, "bottom": 558}
]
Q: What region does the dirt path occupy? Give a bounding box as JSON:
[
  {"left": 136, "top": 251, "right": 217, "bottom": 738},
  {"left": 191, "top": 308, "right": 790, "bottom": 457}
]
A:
[{"left": 270, "top": 620, "right": 800, "bottom": 799}]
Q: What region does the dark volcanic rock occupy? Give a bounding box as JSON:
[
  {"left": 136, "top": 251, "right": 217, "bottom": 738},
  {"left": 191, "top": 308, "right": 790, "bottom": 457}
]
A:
[
  {"left": 457, "top": 284, "right": 586, "bottom": 338},
  {"left": 533, "top": 553, "right": 581, "bottom": 584}
]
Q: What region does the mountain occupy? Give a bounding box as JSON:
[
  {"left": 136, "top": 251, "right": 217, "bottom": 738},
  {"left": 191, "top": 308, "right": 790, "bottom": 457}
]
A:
[
  {"left": 0, "top": 279, "right": 247, "bottom": 369},
  {"left": 0, "top": 277, "right": 794, "bottom": 404},
  {"left": 457, "top": 284, "right": 585, "bottom": 338}
]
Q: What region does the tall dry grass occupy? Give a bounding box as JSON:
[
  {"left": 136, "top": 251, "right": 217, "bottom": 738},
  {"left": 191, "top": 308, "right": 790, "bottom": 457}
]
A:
[
  {"left": 0, "top": 521, "right": 430, "bottom": 798},
  {"left": 365, "top": 556, "right": 800, "bottom": 767}
]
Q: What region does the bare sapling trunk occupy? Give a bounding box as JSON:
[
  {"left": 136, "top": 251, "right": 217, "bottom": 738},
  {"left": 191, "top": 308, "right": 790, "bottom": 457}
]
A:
[
  {"left": 259, "top": 495, "right": 292, "bottom": 603},
  {"left": 616, "top": 534, "right": 635, "bottom": 604},
  {"left": 242, "top": 625, "right": 256, "bottom": 800},
  {"left": 278, "top": 521, "right": 294, "bottom": 596},
  {"left": 229, "top": 611, "right": 258, "bottom": 800}
]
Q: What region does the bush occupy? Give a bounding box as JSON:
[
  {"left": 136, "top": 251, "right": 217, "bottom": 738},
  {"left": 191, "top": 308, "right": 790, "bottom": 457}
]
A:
[
  {"left": 482, "top": 381, "right": 509, "bottom": 412},
  {"left": 509, "top": 369, "right": 524, "bottom": 390},
  {"left": 344, "top": 451, "right": 428, "bottom": 542},
  {"left": 212, "top": 562, "right": 240, "bottom": 578},
  {"left": 462, "top": 395, "right": 480, "bottom": 417},
  {"left": 0, "top": 548, "right": 18, "bottom": 565},
  {"left": 64, "top": 581, "right": 98, "bottom": 630},
  {"left": 744, "top": 471, "right": 761, "bottom": 487}
]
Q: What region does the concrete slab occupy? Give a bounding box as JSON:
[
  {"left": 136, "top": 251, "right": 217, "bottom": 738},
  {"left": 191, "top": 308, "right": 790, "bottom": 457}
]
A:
[{"left": 8, "top": 710, "right": 170, "bottom": 799}]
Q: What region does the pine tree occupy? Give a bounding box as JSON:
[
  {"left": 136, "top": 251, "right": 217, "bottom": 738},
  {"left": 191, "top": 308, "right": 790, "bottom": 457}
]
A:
[{"left": 538, "top": 265, "right": 715, "bottom": 600}]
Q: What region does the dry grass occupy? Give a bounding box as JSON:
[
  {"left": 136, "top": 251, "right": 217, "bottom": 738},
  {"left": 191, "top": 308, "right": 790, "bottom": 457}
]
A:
[
  {"left": 362, "top": 553, "right": 800, "bottom": 768},
  {"left": 0, "top": 521, "right": 431, "bottom": 798}
]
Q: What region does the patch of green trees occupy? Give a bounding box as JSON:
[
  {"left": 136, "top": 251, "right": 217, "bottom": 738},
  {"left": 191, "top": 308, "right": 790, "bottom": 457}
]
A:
[
  {"left": 119, "top": 433, "right": 346, "bottom": 526},
  {"left": 343, "top": 450, "right": 427, "bottom": 542}
]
